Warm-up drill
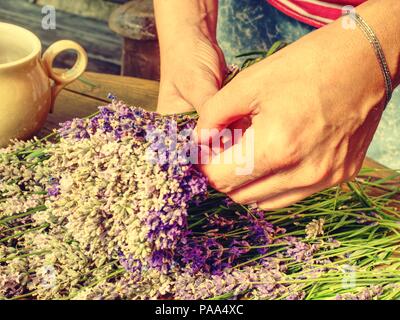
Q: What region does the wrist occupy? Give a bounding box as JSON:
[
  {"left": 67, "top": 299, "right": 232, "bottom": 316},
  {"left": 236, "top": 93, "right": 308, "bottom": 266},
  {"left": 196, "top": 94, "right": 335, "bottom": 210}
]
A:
[
  {"left": 160, "top": 25, "right": 217, "bottom": 56},
  {"left": 298, "top": 0, "right": 400, "bottom": 113},
  {"left": 159, "top": 30, "right": 222, "bottom": 80},
  {"left": 154, "top": 0, "right": 218, "bottom": 52},
  {"left": 355, "top": 0, "right": 400, "bottom": 87}
]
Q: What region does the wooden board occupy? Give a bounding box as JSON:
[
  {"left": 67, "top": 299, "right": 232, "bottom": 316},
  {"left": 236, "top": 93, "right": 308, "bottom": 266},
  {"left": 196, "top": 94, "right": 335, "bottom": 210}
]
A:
[
  {"left": 38, "top": 71, "right": 158, "bottom": 136},
  {"left": 65, "top": 71, "right": 159, "bottom": 109}
]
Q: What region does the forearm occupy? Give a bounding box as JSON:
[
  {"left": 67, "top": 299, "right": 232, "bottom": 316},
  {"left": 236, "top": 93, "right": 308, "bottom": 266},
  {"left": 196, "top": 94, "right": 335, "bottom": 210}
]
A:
[
  {"left": 356, "top": 0, "right": 400, "bottom": 87},
  {"left": 289, "top": 0, "right": 400, "bottom": 114},
  {"left": 154, "top": 0, "right": 219, "bottom": 50}
]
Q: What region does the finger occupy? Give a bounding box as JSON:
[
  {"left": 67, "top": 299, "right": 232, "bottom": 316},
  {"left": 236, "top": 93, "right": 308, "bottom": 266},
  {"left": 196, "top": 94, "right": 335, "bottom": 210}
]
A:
[
  {"left": 188, "top": 79, "right": 221, "bottom": 111},
  {"left": 198, "top": 116, "right": 300, "bottom": 193},
  {"left": 210, "top": 116, "right": 253, "bottom": 153},
  {"left": 229, "top": 116, "right": 252, "bottom": 132},
  {"left": 199, "top": 124, "right": 276, "bottom": 193},
  {"left": 256, "top": 184, "right": 327, "bottom": 211},
  {"left": 195, "top": 73, "right": 258, "bottom": 145},
  {"left": 157, "top": 75, "right": 219, "bottom": 115},
  {"left": 227, "top": 170, "right": 297, "bottom": 205},
  {"left": 227, "top": 162, "right": 329, "bottom": 205},
  {"left": 156, "top": 90, "right": 194, "bottom": 115},
  {"left": 157, "top": 102, "right": 194, "bottom": 115}
]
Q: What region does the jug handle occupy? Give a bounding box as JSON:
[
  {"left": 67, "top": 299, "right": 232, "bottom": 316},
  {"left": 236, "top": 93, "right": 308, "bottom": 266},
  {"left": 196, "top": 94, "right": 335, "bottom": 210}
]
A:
[{"left": 42, "top": 40, "right": 88, "bottom": 113}]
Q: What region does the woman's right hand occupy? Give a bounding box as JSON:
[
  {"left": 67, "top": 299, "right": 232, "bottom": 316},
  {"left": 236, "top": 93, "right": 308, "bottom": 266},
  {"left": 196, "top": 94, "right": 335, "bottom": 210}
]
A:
[{"left": 157, "top": 32, "right": 227, "bottom": 115}]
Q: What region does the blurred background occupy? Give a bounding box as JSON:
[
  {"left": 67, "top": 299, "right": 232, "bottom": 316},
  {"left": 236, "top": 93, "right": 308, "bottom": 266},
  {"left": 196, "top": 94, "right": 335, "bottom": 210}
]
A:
[{"left": 0, "top": 0, "right": 160, "bottom": 79}]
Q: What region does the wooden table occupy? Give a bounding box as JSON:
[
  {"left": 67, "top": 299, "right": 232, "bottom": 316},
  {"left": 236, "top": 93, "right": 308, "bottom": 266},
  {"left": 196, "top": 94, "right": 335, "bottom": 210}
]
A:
[
  {"left": 40, "top": 71, "right": 389, "bottom": 172},
  {"left": 38, "top": 71, "right": 158, "bottom": 138}
]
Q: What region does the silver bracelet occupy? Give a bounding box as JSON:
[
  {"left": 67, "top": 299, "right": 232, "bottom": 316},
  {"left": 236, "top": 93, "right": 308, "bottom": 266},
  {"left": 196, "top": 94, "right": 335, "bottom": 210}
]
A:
[{"left": 347, "top": 12, "right": 393, "bottom": 107}]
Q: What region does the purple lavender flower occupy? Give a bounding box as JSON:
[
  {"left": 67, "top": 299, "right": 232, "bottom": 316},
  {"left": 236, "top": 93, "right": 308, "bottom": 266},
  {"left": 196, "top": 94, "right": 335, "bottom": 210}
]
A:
[
  {"left": 244, "top": 210, "right": 276, "bottom": 255},
  {"left": 284, "top": 236, "right": 320, "bottom": 262},
  {"left": 118, "top": 252, "right": 142, "bottom": 273},
  {"left": 47, "top": 184, "right": 60, "bottom": 197},
  {"left": 47, "top": 178, "right": 60, "bottom": 197}
]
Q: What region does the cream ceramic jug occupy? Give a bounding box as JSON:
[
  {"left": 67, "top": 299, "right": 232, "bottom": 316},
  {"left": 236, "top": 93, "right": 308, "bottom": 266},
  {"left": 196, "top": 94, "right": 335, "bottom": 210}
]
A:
[{"left": 0, "top": 22, "right": 88, "bottom": 147}]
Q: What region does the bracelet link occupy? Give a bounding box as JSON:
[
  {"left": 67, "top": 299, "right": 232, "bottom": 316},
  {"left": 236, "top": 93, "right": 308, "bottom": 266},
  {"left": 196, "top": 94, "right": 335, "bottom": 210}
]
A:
[{"left": 346, "top": 12, "right": 393, "bottom": 108}]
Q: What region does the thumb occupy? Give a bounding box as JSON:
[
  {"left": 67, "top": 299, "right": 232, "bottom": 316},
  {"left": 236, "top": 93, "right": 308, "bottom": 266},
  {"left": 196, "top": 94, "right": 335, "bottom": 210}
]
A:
[{"left": 195, "top": 77, "right": 256, "bottom": 144}]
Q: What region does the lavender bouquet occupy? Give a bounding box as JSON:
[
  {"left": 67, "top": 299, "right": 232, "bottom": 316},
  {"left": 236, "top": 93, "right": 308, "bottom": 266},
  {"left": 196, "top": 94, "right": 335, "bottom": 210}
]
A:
[
  {"left": 0, "top": 97, "right": 399, "bottom": 300},
  {"left": 1, "top": 44, "right": 400, "bottom": 300}
]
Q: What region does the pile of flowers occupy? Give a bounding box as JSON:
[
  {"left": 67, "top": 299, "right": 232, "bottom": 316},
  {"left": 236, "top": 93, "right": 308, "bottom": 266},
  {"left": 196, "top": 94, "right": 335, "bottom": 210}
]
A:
[{"left": 0, "top": 99, "right": 400, "bottom": 300}]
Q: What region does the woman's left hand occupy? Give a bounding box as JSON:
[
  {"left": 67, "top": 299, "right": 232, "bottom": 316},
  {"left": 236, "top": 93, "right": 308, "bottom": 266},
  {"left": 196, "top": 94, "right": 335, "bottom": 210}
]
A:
[{"left": 195, "top": 11, "right": 394, "bottom": 210}]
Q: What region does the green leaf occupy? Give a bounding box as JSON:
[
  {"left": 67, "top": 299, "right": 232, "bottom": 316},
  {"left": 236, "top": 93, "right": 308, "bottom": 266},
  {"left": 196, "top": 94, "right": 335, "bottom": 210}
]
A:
[
  {"left": 25, "top": 149, "right": 47, "bottom": 160},
  {"left": 266, "top": 41, "right": 286, "bottom": 56},
  {"left": 235, "top": 50, "right": 267, "bottom": 58}
]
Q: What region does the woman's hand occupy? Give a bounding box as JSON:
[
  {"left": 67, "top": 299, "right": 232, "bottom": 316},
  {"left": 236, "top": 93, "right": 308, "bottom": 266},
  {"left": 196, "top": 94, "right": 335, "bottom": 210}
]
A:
[
  {"left": 195, "top": 1, "right": 400, "bottom": 210},
  {"left": 157, "top": 33, "right": 226, "bottom": 114},
  {"left": 154, "top": 0, "right": 225, "bottom": 114}
]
